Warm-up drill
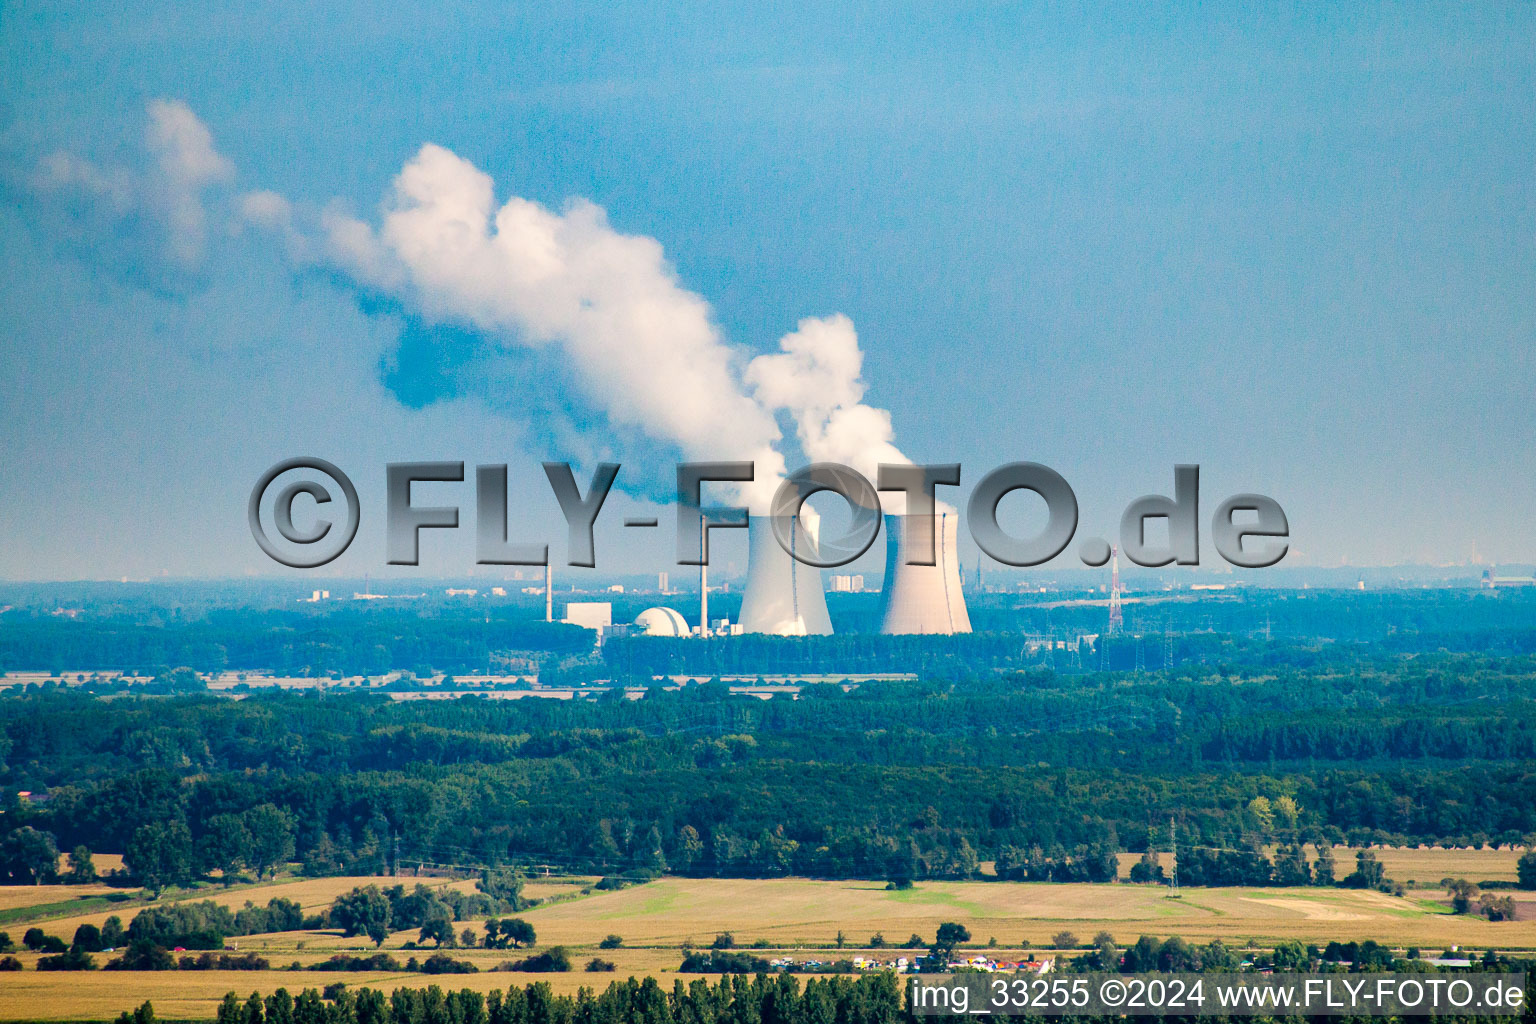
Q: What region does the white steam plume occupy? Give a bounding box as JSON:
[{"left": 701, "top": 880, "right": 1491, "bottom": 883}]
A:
[
  {"left": 37, "top": 108, "right": 920, "bottom": 515},
  {"left": 747, "top": 314, "right": 931, "bottom": 515},
  {"left": 308, "top": 144, "right": 786, "bottom": 507}
]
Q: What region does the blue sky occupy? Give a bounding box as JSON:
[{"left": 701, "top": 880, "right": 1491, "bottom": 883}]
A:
[{"left": 1, "top": 2, "right": 1533, "bottom": 581}]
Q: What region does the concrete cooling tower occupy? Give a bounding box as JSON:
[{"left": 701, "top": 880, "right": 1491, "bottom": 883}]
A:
[
  {"left": 737, "top": 514, "right": 833, "bottom": 635},
  {"left": 877, "top": 511, "right": 971, "bottom": 634}
]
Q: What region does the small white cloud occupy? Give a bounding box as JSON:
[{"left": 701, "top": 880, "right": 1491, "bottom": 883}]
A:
[
  {"left": 29, "top": 99, "right": 235, "bottom": 275},
  {"left": 33, "top": 152, "right": 135, "bottom": 214},
  {"left": 238, "top": 189, "right": 291, "bottom": 229},
  {"left": 146, "top": 99, "right": 234, "bottom": 188}
]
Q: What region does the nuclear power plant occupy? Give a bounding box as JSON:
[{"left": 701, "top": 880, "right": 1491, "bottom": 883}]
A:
[
  {"left": 623, "top": 507, "right": 971, "bottom": 639},
  {"left": 875, "top": 511, "right": 971, "bottom": 634},
  {"left": 736, "top": 514, "right": 833, "bottom": 635}
]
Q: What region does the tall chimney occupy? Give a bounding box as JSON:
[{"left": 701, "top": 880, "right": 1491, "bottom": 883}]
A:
[
  {"left": 699, "top": 527, "right": 708, "bottom": 635},
  {"left": 737, "top": 514, "right": 833, "bottom": 635},
  {"left": 877, "top": 511, "right": 971, "bottom": 634},
  {"left": 544, "top": 562, "right": 552, "bottom": 623}
]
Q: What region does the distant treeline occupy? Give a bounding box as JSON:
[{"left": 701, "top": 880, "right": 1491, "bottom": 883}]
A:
[
  {"left": 2, "top": 650, "right": 1536, "bottom": 885},
  {"left": 3, "top": 588, "right": 1536, "bottom": 678},
  {"left": 0, "top": 608, "right": 591, "bottom": 675}
]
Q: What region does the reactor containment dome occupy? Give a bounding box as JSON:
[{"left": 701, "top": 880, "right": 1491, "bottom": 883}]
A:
[{"left": 634, "top": 607, "right": 691, "bottom": 636}]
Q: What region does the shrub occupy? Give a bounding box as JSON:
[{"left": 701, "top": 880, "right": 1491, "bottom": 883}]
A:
[
  {"left": 37, "top": 947, "right": 97, "bottom": 971},
  {"left": 127, "top": 902, "right": 233, "bottom": 950},
  {"left": 419, "top": 952, "right": 479, "bottom": 974},
  {"left": 178, "top": 951, "right": 269, "bottom": 970},
  {"left": 498, "top": 946, "right": 571, "bottom": 973},
  {"left": 308, "top": 953, "right": 402, "bottom": 972},
  {"left": 105, "top": 940, "right": 176, "bottom": 971},
  {"left": 586, "top": 958, "right": 617, "bottom": 972},
  {"left": 23, "top": 928, "right": 67, "bottom": 953},
  {"left": 680, "top": 950, "right": 772, "bottom": 974},
  {"left": 1480, "top": 895, "right": 1518, "bottom": 922},
  {"left": 598, "top": 934, "right": 623, "bottom": 949},
  {"left": 1517, "top": 850, "right": 1536, "bottom": 890},
  {"left": 73, "top": 924, "right": 104, "bottom": 952}
]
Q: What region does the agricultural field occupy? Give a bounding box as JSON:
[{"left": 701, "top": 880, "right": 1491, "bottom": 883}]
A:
[
  {"left": 1112, "top": 845, "right": 1529, "bottom": 886},
  {"left": 1, "top": 856, "right": 1533, "bottom": 1022},
  {"left": 512, "top": 876, "right": 1536, "bottom": 950}
]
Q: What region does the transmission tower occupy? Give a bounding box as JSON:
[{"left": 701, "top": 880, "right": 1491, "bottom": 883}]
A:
[
  {"left": 1108, "top": 546, "right": 1124, "bottom": 635},
  {"left": 1168, "top": 816, "right": 1181, "bottom": 897}
]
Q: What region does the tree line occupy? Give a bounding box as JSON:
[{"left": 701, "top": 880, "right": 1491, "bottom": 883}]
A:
[{"left": 3, "top": 653, "right": 1536, "bottom": 884}]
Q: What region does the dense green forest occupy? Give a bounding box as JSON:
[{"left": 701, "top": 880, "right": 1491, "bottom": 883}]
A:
[{"left": 2, "top": 642, "right": 1534, "bottom": 885}]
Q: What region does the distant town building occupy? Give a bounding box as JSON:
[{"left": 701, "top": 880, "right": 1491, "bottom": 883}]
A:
[{"left": 1483, "top": 566, "right": 1536, "bottom": 588}]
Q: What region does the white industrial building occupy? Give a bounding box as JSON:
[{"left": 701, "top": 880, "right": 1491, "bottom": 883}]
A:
[{"left": 562, "top": 602, "right": 612, "bottom": 631}]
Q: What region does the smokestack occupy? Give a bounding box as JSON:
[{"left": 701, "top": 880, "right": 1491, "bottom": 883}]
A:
[
  {"left": 544, "top": 562, "right": 552, "bottom": 623},
  {"left": 738, "top": 515, "right": 833, "bottom": 635},
  {"left": 699, "top": 528, "right": 708, "bottom": 635},
  {"left": 877, "top": 511, "right": 971, "bottom": 634}
]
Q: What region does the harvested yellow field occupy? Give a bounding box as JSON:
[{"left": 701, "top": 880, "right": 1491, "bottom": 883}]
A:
[
  {"left": 46, "top": 853, "right": 126, "bottom": 877},
  {"left": 1354, "top": 846, "right": 1526, "bottom": 885},
  {"left": 5, "top": 873, "right": 1534, "bottom": 1022},
  {"left": 0, "top": 884, "right": 122, "bottom": 914},
  {"left": 0, "top": 970, "right": 677, "bottom": 1022},
  {"left": 5, "top": 876, "right": 441, "bottom": 940},
  {"left": 514, "top": 877, "right": 1536, "bottom": 951},
  {"left": 1114, "top": 845, "right": 1525, "bottom": 884}
]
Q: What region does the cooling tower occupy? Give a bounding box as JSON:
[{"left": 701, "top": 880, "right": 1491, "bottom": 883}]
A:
[
  {"left": 877, "top": 511, "right": 971, "bottom": 634},
  {"left": 737, "top": 514, "right": 833, "bottom": 636}
]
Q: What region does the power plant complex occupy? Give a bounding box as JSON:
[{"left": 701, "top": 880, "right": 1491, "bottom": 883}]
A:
[{"left": 619, "top": 510, "right": 972, "bottom": 638}]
